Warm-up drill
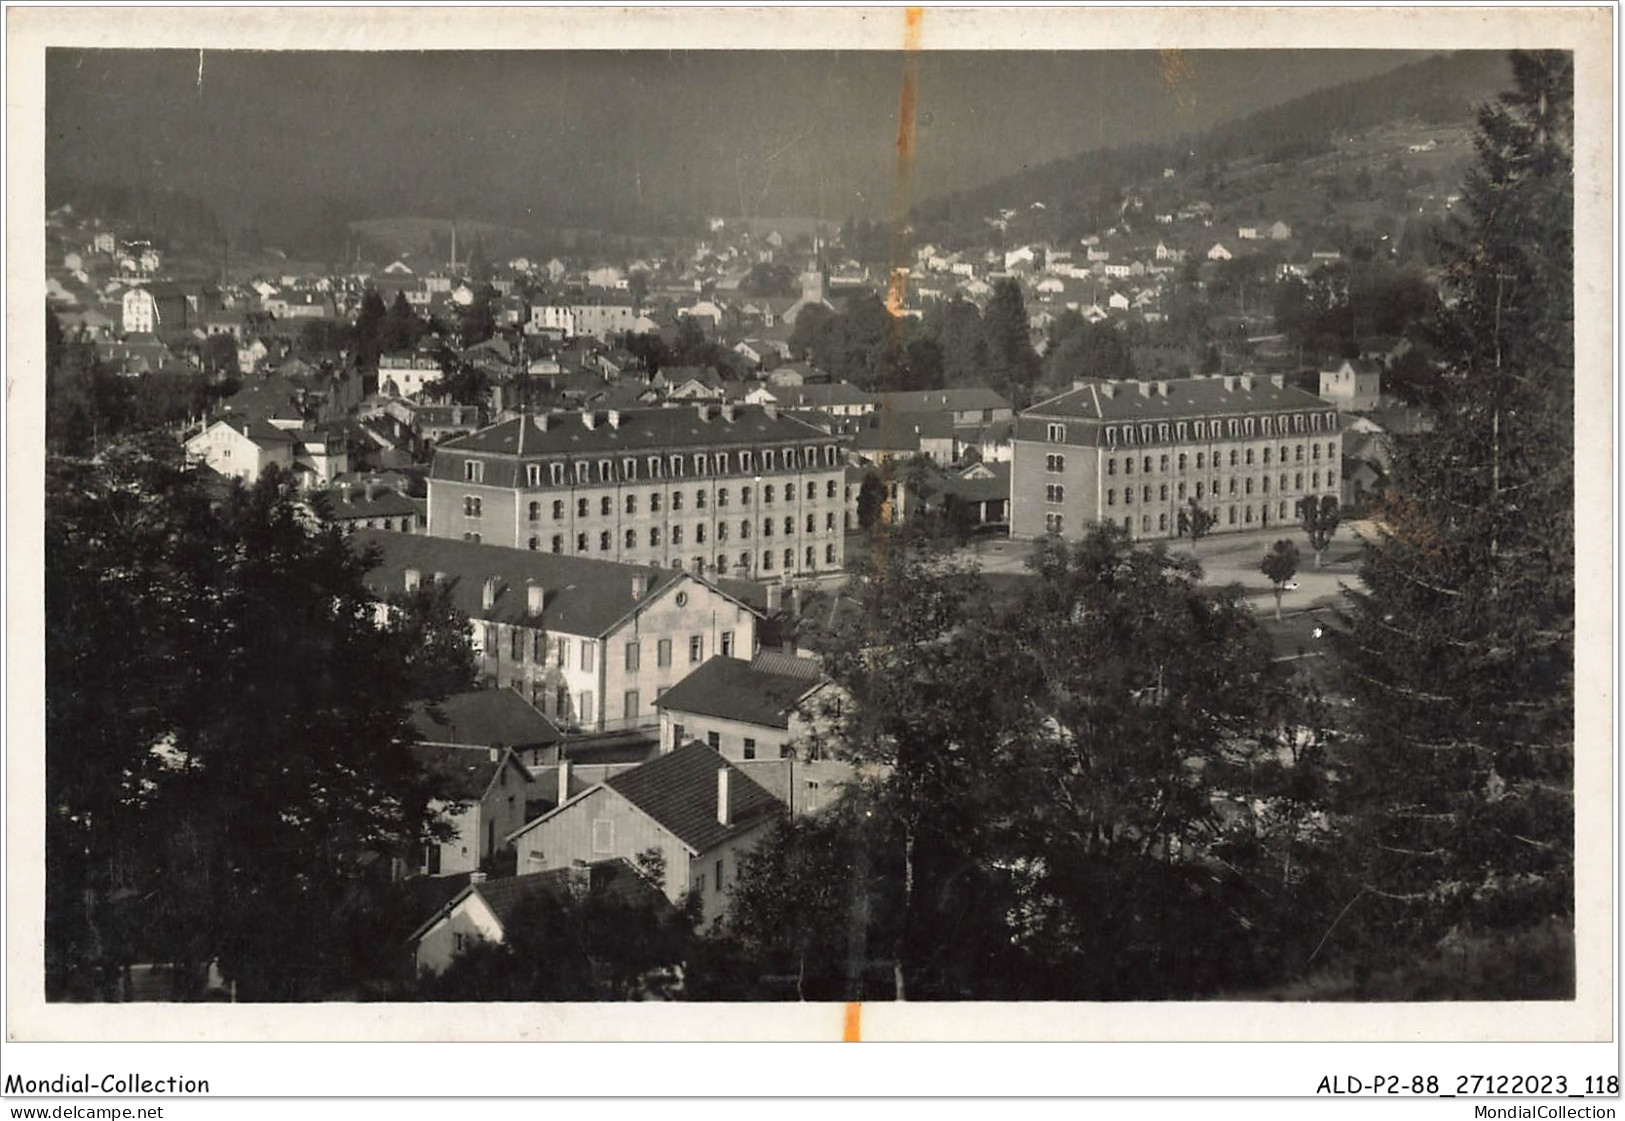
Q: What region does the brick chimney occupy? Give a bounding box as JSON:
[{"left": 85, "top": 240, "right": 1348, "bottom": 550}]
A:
[{"left": 717, "top": 767, "right": 731, "bottom": 826}]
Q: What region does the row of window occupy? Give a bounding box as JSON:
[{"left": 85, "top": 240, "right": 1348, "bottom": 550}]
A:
[
  {"left": 485, "top": 628, "right": 739, "bottom": 672},
  {"left": 1104, "top": 470, "right": 1336, "bottom": 507},
  {"left": 520, "top": 479, "right": 842, "bottom": 522},
  {"left": 1045, "top": 415, "right": 1339, "bottom": 448},
  {"left": 524, "top": 513, "right": 840, "bottom": 553},
  {"left": 469, "top": 444, "right": 843, "bottom": 487},
  {"left": 1044, "top": 499, "right": 1333, "bottom": 539},
  {"left": 516, "top": 540, "right": 841, "bottom": 574},
  {"left": 1104, "top": 442, "right": 1336, "bottom": 477}
]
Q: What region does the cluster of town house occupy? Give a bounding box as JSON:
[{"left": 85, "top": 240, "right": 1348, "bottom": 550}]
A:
[{"left": 47, "top": 199, "right": 1411, "bottom": 976}]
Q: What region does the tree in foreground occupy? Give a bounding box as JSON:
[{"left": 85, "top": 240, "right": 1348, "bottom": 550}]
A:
[
  {"left": 724, "top": 526, "right": 1312, "bottom": 1000},
  {"left": 1260, "top": 539, "right": 1301, "bottom": 622},
  {"left": 1329, "top": 51, "right": 1574, "bottom": 995},
  {"left": 46, "top": 441, "right": 459, "bottom": 1000}
]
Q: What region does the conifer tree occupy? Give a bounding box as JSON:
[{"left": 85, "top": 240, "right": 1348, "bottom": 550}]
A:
[{"left": 1330, "top": 51, "right": 1574, "bottom": 989}]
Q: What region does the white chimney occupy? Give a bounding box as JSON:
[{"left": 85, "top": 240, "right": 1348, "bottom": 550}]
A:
[
  {"left": 527, "top": 582, "right": 545, "bottom": 614},
  {"left": 631, "top": 574, "right": 647, "bottom": 601},
  {"left": 607, "top": 410, "right": 622, "bottom": 429},
  {"left": 1157, "top": 381, "right": 1170, "bottom": 397},
  {"left": 762, "top": 403, "right": 778, "bottom": 420},
  {"left": 433, "top": 571, "right": 448, "bottom": 587},
  {"left": 717, "top": 768, "right": 731, "bottom": 826},
  {"left": 1239, "top": 374, "right": 1254, "bottom": 391},
  {"left": 582, "top": 409, "right": 598, "bottom": 430},
  {"left": 696, "top": 402, "right": 711, "bottom": 422},
  {"left": 1270, "top": 373, "right": 1285, "bottom": 389},
  {"left": 557, "top": 760, "right": 570, "bottom": 806},
  {"left": 469, "top": 870, "right": 486, "bottom": 884},
  {"left": 1222, "top": 375, "right": 1237, "bottom": 392},
  {"left": 482, "top": 576, "right": 502, "bottom": 610},
  {"left": 1100, "top": 381, "right": 1116, "bottom": 398},
  {"left": 488, "top": 746, "right": 501, "bottom": 763},
  {"left": 536, "top": 412, "right": 551, "bottom": 432},
  {"left": 722, "top": 403, "right": 737, "bottom": 422},
  {"left": 1138, "top": 380, "right": 1151, "bottom": 397},
  {"left": 404, "top": 568, "right": 421, "bottom": 593}
]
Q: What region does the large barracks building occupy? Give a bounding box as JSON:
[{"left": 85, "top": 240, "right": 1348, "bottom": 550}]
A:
[
  {"left": 1012, "top": 374, "right": 1343, "bottom": 542},
  {"left": 426, "top": 403, "right": 848, "bottom": 580}
]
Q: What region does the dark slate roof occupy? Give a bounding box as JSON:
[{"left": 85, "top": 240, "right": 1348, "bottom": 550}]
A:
[
  {"left": 324, "top": 489, "right": 422, "bottom": 521},
  {"left": 605, "top": 741, "right": 782, "bottom": 853},
  {"left": 1024, "top": 375, "right": 1332, "bottom": 423},
  {"left": 875, "top": 388, "right": 1011, "bottom": 414},
  {"left": 410, "top": 689, "right": 563, "bottom": 750},
  {"left": 473, "top": 860, "right": 669, "bottom": 931},
  {"left": 408, "top": 742, "right": 527, "bottom": 802},
  {"left": 431, "top": 406, "right": 835, "bottom": 484},
  {"left": 919, "top": 462, "right": 1012, "bottom": 504},
  {"left": 653, "top": 654, "right": 822, "bottom": 729},
  {"left": 352, "top": 528, "right": 695, "bottom": 637},
  {"left": 784, "top": 382, "right": 872, "bottom": 408},
  {"left": 749, "top": 650, "right": 824, "bottom": 679},
  {"left": 410, "top": 859, "right": 668, "bottom": 943}
]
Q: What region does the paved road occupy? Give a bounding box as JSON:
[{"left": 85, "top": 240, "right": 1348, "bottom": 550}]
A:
[{"left": 958, "top": 521, "right": 1374, "bottom": 614}]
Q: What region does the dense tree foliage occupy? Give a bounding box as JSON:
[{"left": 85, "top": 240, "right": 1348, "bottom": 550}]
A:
[
  {"left": 720, "top": 528, "right": 1312, "bottom": 999},
  {"left": 46, "top": 442, "right": 469, "bottom": 1000},
  {"left": 1043, "top": 310, "right": 1136, "bottom": 385},
  {"left": 1329, "top": 50, "right": 1574, "bottom": 992}
]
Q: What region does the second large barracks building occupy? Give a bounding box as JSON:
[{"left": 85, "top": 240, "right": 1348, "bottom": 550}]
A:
[{"left": 1012, "top": 374, "right": 1343, "bottom": 542}]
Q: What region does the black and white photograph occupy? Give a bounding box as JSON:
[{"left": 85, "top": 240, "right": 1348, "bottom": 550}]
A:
[{"left": 4, "top": 3, "right": 1614, "bottom": 1096}]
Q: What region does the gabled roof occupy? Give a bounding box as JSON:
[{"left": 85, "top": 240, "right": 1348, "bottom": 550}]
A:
[
  {"left": 408, "top": 742, "right": 528, "bottom": 802},
  {"left": 352, "top": 529, "right": 751, "bottom": 638},
  {"left": 604, "top": 741, "right": 782, "bottom": 853},
  {"left": 410, "top": 689, "right": 563, "bottom": 751},
  {"left": 409, "top": 858, "right": 669, "bottom": 944},
  {"left": 322, "top": 488, "right": 421, "bottom": 520},
  {"left": 875, "top": 388, "right": 1012, "bottom": 414},
  {"left": 476, "top": 860, "right": 667, "bottom": 929},
  {"left": 654, "top": 654, "right": 824, "bottom": 729},
  {"left": 783, "top": 382, "right": 872, "bottom": 409}
]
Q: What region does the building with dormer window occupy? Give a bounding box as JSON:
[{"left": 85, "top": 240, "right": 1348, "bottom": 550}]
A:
[
  {"left": 424, "top": 404, "right": 849, "bottom": 580},
  {"left": 1012, "top": 375, "right": 1343, "bottom": 542}
]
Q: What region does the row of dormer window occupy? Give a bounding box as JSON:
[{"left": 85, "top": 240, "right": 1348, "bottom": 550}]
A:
[
  {"left": 1043, "top": 412, "right": 1337, "bottom": 447},
  {"left": 462, "top": 445, "right": 841, "bottom": 487}
]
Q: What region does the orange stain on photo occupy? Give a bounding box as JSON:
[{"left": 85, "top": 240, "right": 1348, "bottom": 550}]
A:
[{"left": 843, "top": 1001, "right": 863, "bottom": 1041}]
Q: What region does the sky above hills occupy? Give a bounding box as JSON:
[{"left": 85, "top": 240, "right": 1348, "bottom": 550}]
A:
[{"left": 46, "top": 48, "right": 1429, "bottom": 235}]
